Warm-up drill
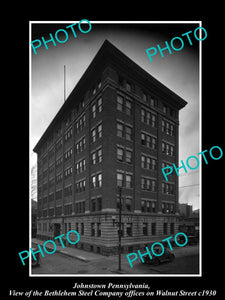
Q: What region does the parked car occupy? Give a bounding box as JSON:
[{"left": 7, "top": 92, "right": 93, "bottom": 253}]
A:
[
  {"left": 178, "top": 235, "right": 198, "bottom": 246},
  {"left": 140, "top": 247, "right": 175, "bottom": 266}
]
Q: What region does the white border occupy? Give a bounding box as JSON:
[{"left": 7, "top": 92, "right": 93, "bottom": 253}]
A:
[{"left": 29, "top": 20, "right": 202, "bottom": 277}]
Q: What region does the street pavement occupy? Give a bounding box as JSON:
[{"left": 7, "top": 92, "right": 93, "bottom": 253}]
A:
[{"left": 31, "top": 238, "right": 199, "bottom": 275}]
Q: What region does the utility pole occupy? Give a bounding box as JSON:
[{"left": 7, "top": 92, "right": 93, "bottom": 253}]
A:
[{"left": 118, "top": 186, "right": 122, "bottom": 272}]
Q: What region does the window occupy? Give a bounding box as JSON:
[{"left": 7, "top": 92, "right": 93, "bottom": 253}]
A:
[
  {"left": 97, "top": 223, "right": 101, "bottom": 237},
  {"left": 91, "top": 123, "right": 102, "bottom": 143},
  {"left": 64, "top": 148, "right": 73, "bottom": 161},
  {"left": 97, "top": 98, "right": 102, "bottom": 113},
  {"left": 125, "top": 174, "right": 132, "bottom": 188},
  {"left": 75, "top": 114, "right": 86, "bottom": 133},
  {"left": 125, "top": 150, "right": 132, "bottom": 164},
  {"left": 126, "top": 82, "right": 132, "bottom": 92},
  {"left": 91, "top": 103, "right": 96, "bottom": 118},
  {"left": 117, "top": 122, "right": 123, "bottom": 138},
  {"left": 162, "top": 120, "right": 175, "bottom": 136},
  {"left": 64, "top": 185, "right": 72, "bottom": 197},
  {"left": 117, "top": 121, "right": 132, "bottom": 140},
  {"left": 151, "top": 223, "right": 156, "bottom": 235},
  {"left": 91, "top": 128, "right": 96, "bottom": 143},
  {"left": 96, "top": 148, "right": 103, "bottom": 163},
  {"left": 97, "top": 173, "right": 102, "bottom": 188},
  {"left": 125, "top": 197, "right": 131, "bottom": 211},
  {"left": 56, "top": 156, "right": 63, "bottom": 167},
  {"left": 117, "top": 172, "right": 123, "bottom": 187},
  {"left": 117, "top": 95, "right": 123, "bottom": 111},
  {"left": 75, "top": 180, "right": 86, "bottom": 193},
  {"left": 64, "top": 204, "right": 72, "bottom": 215},
  {"left": 117, "top": 147, "right": 132, "bottom": 164},
  {"left": 163, "top": 223, "right": 168, "bottom": 235},
  {"left": 125, "top": 125, "right": 132, "bottom": 141},
  {"left": 162, "top": 183, "right": 174, "bottom": 195},
  {"left": 56, "top": 173, "right": 62, "bottom": 184},
  {"left": 116, "top": 95, "right": 132, "bottom": 115},
  {"left": 92, "top": 199, "right": 96, "bottom": 211},
  {"left": 75, "top": 201, "right": 85, "bottom": 213},
  {"left": 141, "top": 155, "right": 157, "bottom": 170},
  {"left": 141, "top": 177, "right": 156, "bottom": 192},
  {"left": 91, "top": 223, "right": 95, "bottom": 236},
  {"left": 75, "top": 137, "right": 86, "bottom": 154},
  {"left": 143, "top": 223, "right": 148, "bottom": 236},
  {"left": 64, "top": 166, "right": 73, "bottom": 179},
  {"left": 170, "top": 223, "right": 174, "bottom": 234},
  {"left": 141, "top": 200, "right": 146, "bottom": 212},
  {"left": 126, "top": 223, "right": 132, "bottom": 237},
  {"left": 141, "top": 108, "right": 156, "bottom": 127},
  {"left": 141, "top": 132, "right": 156, "bottom": 149},
  {"left": 97, "top": 197, "right": 102, "bottom": 211},
  {"left": 81, "top": 223, "right": 84, "bottom": 235},
  {"left": 75, "top": 159, "right": 86, "bottom": 174},
  {"left": 162, "top": 142, "right": 174, "bottom": 156},
  {"left": 91, "top": 98, "right": 102, "bottom": 118},
  {"left": 97, "top": 123, "right": 102, "bottom": 138},
  {"left": 91, "top": 173, "right": 102, "bottom": 189},
  {"left": 64, "top": 127, "right": 73, "bottom": 142}
]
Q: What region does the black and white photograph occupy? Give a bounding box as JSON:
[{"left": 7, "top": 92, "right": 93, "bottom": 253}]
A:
[
  {"left": 5, "top": 14, "right": 224, "bottom": 298},
  {"left": 30, "top": 21, "right": 200, "bottom": 276}
]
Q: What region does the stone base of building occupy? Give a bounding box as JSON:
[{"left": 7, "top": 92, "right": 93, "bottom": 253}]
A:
[{"left": 36, "top": 212, "right": 179, "bottom": 256}]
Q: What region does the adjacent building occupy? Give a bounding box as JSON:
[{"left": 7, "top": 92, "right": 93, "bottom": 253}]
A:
[{"left": 33, "top": 40, "right": 187, "bottom": 255}]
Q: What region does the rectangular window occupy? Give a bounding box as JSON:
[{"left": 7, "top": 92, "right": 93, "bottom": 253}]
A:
[
  {"left": 141, "top": 200, "right": 146, "bottom": 212},
  {"left": 125, "top": 125, "right": 132, "bottom": 141},
  {"left": 143, "top": 223, "right": 148, "bottom": 236},
  {"left": 91, "top": 128, "right": 96, "bottom": 143},
  {"left": 97, "top": 223, "right": 101, "bottom": 237},
  {"left": 152, "top": 223, "right": 156, "bottom": 235},
  {"left": 125, "top": 150, "right": 132, "bottom": 164},
  {"left": 163, "top": 223, "right": 168, "bottom": 235},
  {"left": 117, "top": 147, "right": 123, "bottom": 161},
  {"left": 126, "top": 223, "right": 132, "bottom": 237},
  {"left": 97, "top": 123, "right": 102, "bottom": 138},
  {"left": 117, "top": 172, "right": 123, "bottom": 187},
  {"left": 125, "top": 174, "right": 132, "bottom": 188},
  {"left": 91, "top": 223, "right": 95, "bottom": 236},
  {"left": 91, "top": 103, "right": 96, "bottom": 118},
  {"left": 141, "top": 132, "right": 156, "bottom": 149},
  {"left": 117, "top": 95, "right": 123, "bottom": 111},
  {"left": 125, "top": 100, "right": 132, "bottom": 115},
  {"left": 81, "top": 223, "right": 84, "bottom": 235},
  {"left": 125, "top": 197, "right": 131, "bottom": 211},
  {"left": 117, "top": 122, "right": 123, "bottom": 138}
]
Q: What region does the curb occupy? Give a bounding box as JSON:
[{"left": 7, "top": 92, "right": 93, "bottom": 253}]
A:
[{"left": 32, "top": 241, "right": 89, "bottom": 263}]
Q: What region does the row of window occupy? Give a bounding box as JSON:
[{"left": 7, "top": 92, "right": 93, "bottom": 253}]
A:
[
  {"left": 40, "top": 194, "right": 175, "bottom": 216},
  {"left": 40, "top": 176, "right": 174, "bottom": 195},
  {"left": 40, "top": 121, "right": 175, "bottom": 169},
  {"left": 40, "top": 152, "right": 171, "bottom": 184},
  {"left": 38, "top": 220, "right": 174, "bottom": 237}
]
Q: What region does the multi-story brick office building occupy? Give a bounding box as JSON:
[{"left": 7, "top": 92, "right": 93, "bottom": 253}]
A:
[{"left": 33, "top": 40, "right": 187, "bottom": 255}]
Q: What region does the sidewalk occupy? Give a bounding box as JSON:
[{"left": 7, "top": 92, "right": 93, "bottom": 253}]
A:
[
  {"left": 32, "top": 238, "right": 199, "bottom": 274},
  {"left": 32, "top": 238, "right": 103, "bottom": 263}
]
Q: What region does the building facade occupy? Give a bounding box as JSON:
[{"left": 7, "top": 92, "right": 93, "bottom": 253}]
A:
[{"left": 33, "top": 40, "right": 187, "bottom": 255}]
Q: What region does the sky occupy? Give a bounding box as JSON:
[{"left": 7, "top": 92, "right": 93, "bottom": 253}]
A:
[{"left": 30, "top": 21, "right": 201, "bottom": 210}]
